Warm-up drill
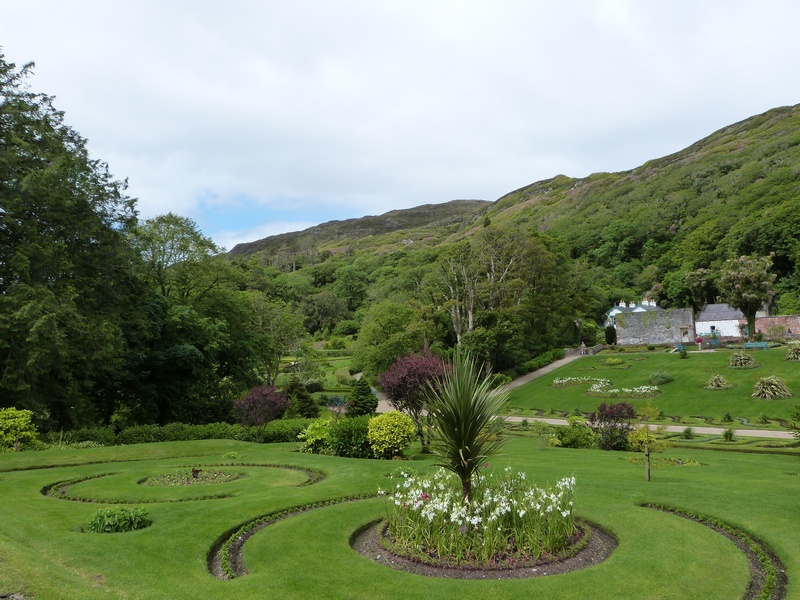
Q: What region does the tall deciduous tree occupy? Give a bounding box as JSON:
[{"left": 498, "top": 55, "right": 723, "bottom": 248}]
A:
[
  {"left": 718, "top": 254, "right": 776, "bottom": 340},
  {"left": 0, "top": 54, "right": 143, "bottom": 428}
]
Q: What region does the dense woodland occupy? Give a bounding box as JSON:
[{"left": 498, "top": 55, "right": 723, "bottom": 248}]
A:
[{"left": 2, "top": 54, "right": 800, "bottom": 431}]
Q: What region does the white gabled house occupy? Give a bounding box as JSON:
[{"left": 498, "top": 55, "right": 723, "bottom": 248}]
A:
[
  {"left": 605, "top": 299, "right": 661, "bottom": 327},
  {"left": 696, "top": 303, "right": 770, "bottom": 339}
]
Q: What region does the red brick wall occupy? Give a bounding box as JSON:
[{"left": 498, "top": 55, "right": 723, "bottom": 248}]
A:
[{"left": 754, "top": 315, "right": 800, "bottom": 338}]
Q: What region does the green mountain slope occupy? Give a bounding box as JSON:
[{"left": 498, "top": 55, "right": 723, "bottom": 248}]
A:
[
  {"left": 478, "top": 104, "right": 800, "bottom": 310},
  {"left": 230, "top": 105, "right": 800, "bottom": 315}
]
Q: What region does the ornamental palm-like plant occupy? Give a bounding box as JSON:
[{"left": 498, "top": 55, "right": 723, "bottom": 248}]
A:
[{"left": 426, "top": 348, "right": 508, "bottom": 503}]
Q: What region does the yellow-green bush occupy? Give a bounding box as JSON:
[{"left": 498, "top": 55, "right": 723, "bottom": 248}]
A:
[
  {"left": 367, "top": 411, "right": 415, "bottom": 459},
  {"left": 0, "top": 407, "right": 38, "bottom": 450}
]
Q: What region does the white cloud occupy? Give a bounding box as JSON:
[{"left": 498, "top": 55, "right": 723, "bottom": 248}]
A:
[{"left": 3, "top": 1, "right": 800, "bottom": 247}]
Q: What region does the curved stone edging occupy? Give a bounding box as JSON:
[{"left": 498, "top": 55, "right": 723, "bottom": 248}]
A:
[
  {"left": 40, "top": 463, "right": 325, "bottom": 504},
  {"left": 643, "top": 504, "right": 788, "bottom": 600},
  {"left": 207, "top": 494, "right": 377, "bottom": 580},
  {"left": 349, "top": 518, "right": 617, "bottom": 580}
]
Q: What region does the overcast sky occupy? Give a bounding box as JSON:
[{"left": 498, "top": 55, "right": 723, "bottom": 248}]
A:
[{"left": 3, "top": 1, "right": 800, "bottom": 250}]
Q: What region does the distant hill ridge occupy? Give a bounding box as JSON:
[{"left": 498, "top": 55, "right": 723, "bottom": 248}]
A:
[{"left": 228, "top": 199, "right": 490, "bottom": 259}]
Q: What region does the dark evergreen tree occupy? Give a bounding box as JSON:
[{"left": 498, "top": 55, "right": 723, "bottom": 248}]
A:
[
  {"left": 0, "top": 54, "right": 146, "bottom": 429},
  {"left": 282, "top": 376, "right": 319, "bottom": 419},
  {"left": 346, "top": 377, "right": 378, "bottom": 417}
]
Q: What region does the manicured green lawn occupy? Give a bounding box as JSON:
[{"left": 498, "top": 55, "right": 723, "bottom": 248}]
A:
[
  {"left": 1, "top": 436, "right": 798, "bottom": 599},
  {"left": 507, "top": 349, "right": 800, "bottom": 426}
]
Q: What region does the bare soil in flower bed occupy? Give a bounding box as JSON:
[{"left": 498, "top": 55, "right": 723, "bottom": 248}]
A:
[{"left": 350, "top": 519, "right": 617, "bottom": 580}]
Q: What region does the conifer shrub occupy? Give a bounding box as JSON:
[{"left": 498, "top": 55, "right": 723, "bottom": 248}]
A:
[
  {"left": 751, "top": 376, "right": 792, "bottom": 399},
  {"left": 346, "top": 377, "right": 378, "bottom": 416},
  {"left": 283, "top": 376, "right": 320, "bottom": 418},
  {"left": 367, "top": 411, "right": 416, "bottom": 459}
]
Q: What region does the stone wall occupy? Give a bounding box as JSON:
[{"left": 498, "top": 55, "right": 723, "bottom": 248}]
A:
[
  {"left": 754, "top": 315, "right": 800, "bottom": 339},
  {"left": 615, "top": 308, "right": 695, "bottom": 346},
  {"left": 564, "top": 344, "right": 604, "bottom": 357}
]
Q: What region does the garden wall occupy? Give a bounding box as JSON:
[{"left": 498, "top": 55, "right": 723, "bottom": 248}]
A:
[
  {"left": 615, "top": 308, "right": 695, "bottom": 346},
  {"left": 754, "top": 315, "right": 800, "bottom": 339},
  {"left": 564, "top": 344, "right": 604, "bottom": 357}
]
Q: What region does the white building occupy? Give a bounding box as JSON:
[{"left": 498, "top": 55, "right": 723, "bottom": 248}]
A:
[{"left": 605, "top": 299, "right": 661, "bottom": 327}]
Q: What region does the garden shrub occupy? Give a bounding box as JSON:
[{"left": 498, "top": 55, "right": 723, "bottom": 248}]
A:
[
  {"left": 729, "top": 352, "right": 759, "bottom": 369},
  {"left": 786, "top": 345, "right": 800, "bottom": 361},
  {"left": 490, "top": 373, "right": 512, "bottom": 388},
  {"left": 705, "top": 374, "right": 734, "bottom": 390},
  {"left": 234, "top": 385, "right": 287, "bottom": 426},
  {"left": 116, "top": 424, "right": 165, "bottom": 445},
  {"left": 603, "top": 357, "right": 625, "bottom": 367},
  {"left": 283, "top": 376, "right": 320, "bottom": 419},
  {"left": 72, "top": 426, "right": 116, "bottom": 446},
  {"left": 553, "top": 418, "right": 596, "bottom": 448},
  {"left": 298, "top": 418, "right": 332, "bottom": 454},
  {"left": 346, "top": 378, "right": 378, "bottom": 416},
  {"left": 327, "top": 415, "right": 373, "bottom": 458},
  {"left": 84, "top": 507, "right": 152, "bottom": 533},
  {"left": 680, "top": 427, "right": 694, "bottom": 440},
  {"left": 0, "top": 407, "right": 38, "bottom": 451},
  {"left": 648, "top": 371, "right": 674, "bottom": 385},
  {"left": 679, "top": 349, "right": 688, "bottom": 359},
  {"left": 723, "top": 427, "right": 737, "bottom": 442},
  {"left": 588, "top": 402, "right": 636, "bottom": 451},
  {"left": 258, "top": 418, "right": 314, "bottom": 443},
  {"left": 524, "top": 348, "right": 566, "bottom": 373},
  {"left": 305, "top": 381, "right": 324, "bottom": 394},
  {"left": 367, "top": 411, "right": 416, "bottom": 459},
  {"left": 335, "top": 367, "right": 355, "bottom": 387},
  {"left": 646, "top": 344, "right": 656, "bottom": 351},
  {"left": 752, "top": 376, "right": 792, "bottom": 399}
]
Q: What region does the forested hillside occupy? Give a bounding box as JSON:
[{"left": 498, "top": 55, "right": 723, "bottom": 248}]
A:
[{"left": 3, "top": 51, "right": 799, "bottom": 433}]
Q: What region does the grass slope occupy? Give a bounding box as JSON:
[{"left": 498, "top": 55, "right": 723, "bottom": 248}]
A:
[
  {"left": 1, "top": 436, "right": 799, "bottom": 599},
  {"left": 507, "top": 349, "right": 800, "bottom": 426}
]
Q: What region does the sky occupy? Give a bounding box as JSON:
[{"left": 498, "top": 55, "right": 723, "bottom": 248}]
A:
[{"left": 3, "top": 1, "right": 800, "bottom": 251}]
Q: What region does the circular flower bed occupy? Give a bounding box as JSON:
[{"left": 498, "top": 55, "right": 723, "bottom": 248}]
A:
[
  {"left": 379, "top": 467, "right": 576, "bottom": 567},
  {"left": 141, "top": 468, "right": 245, "bottom": 487}
]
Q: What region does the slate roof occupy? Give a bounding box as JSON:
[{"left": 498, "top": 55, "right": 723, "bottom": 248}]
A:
[{"left": 697, "top": 303, "right": 744, "bottom": 322}]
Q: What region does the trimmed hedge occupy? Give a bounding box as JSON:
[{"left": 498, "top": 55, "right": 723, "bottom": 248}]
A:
[{"left": 64, "top": 419, "right": 314, "bottom": 446}]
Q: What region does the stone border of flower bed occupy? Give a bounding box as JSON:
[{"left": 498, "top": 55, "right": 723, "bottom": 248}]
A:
[{"left": 350, "top": 518, "right": 618, "bottom": 579}]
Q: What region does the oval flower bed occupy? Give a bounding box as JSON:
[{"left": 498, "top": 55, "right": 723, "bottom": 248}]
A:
[
  {"left": 552, "top": 377, "right": 659, "bottom": 399},
  {"left": 379, "top": 467, "right": 576, "bottom": 567},
  {"left": 141, "top": 468, "right": 245, "bottom": 487}
]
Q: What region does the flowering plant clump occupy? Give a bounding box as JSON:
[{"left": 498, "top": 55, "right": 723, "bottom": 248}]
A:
[
  {"left": 587, "top": 380, "right": 659, "bottom": 398},
  {"left": 380, "top": 466, "right": 575, "bottom": 566},
  {"left": 552, "top": 377, "right": 609, "bottom": 388}
]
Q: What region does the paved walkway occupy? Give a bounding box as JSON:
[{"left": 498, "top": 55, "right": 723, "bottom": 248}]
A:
[{"left": 373, "top": 352, "right": 796, "bottom": 440}]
